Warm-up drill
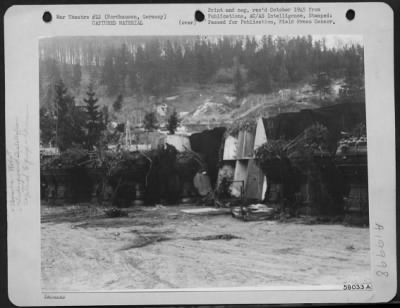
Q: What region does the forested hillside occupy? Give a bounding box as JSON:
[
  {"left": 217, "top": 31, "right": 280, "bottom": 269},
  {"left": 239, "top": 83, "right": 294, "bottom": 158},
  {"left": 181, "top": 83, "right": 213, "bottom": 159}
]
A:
[
  {"left": 40, "top": 35, "right": 364, "bottom": 101},
  {"left": 39, "top": 35, "right": 365, "bottom": 149}
]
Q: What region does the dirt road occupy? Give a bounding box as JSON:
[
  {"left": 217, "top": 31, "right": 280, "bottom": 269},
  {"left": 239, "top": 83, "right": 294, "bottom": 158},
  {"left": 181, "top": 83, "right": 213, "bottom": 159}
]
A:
[{"left": 41, "top": 205, "right": 370, "bottom": 291}]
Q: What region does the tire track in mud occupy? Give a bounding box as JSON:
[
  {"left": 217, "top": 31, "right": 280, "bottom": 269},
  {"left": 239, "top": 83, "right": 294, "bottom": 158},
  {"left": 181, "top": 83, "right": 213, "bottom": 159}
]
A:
[
  {"left": 121, "top": 252, "right": 178, "bottom": 289},
  {"left": 42, "top": 207, "right": 371, "bottom": 290}
]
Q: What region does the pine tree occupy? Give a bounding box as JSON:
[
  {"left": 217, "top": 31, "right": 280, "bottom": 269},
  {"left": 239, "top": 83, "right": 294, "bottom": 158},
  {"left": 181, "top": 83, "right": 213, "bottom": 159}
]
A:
[
  {"left": 115, "top": 43, "right": 129, "bottom": 93},
  {"left": 101, "top": 105, "right": 109, "bottom": 126},
  {"left": 99, "top": 105, "right": 110, "bottom": 147},
  {"left": 195, "top": 50, "right": 208, "bottom": 85},
  {"left": 113, "top": 94, "right": 123, "bottom": 112},
  {"left": 143, "top": 111, "right": 158, "bottom": 131},
  {"left": 84, "top": 84, "right": 102, "bottom": 149},
  {"left": 40, "top": 58, "right": 60, "bottom": 101},
  {"left": 277, "top": 65, "right": 289, "bottom": 89},
  {"left": 126, "top": 53, "right": 137, "bottom": 93},
  {"left": 233, "top": 66, "right": 245, "bottom": 98},
  {"left": 71, "top": 105, "right": 87, "bottom": 147},
  {"left": 54, "top": 79, "right": 77, "bottom": 151},
  {"left": 61, "top": 63, "right": 73, "bottom": 88},
  {"left": 40, "top": 107, "right": 56, "bottom": 146},
  {"left": 101, "top": 48, "right": 118, "bottom": 96},
  {"left": 339, "top": 47, "right": 365, "bottom": 103},
  {"left": 72, "top": 62, "right": 82, "bottom": 90},
  {"left": 162, "top": 40, "right": 177, "bottom": 91},
  {"left": 134, "top": 45, "right": 147, "bottom": 94},
  {"left": 166, "top": 110, "right": 180, "bottom": 134}
]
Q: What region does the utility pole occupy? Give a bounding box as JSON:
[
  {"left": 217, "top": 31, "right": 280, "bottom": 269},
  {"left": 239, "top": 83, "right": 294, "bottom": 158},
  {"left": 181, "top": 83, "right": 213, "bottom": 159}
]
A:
[{"left": 125, "top": 119, "right": 132, "bottom": 150}]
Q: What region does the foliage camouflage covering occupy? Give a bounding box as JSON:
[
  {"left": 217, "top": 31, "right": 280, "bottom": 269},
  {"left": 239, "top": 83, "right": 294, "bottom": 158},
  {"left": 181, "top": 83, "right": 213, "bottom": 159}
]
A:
[
  {"left": 41, "top": 147, "right": 90, "bottom": 169},
  {"left": 106, "top": 151, "right": 151, "bottom": 183},
  {"left": 350, "top": 122, "right": 367, "bottom": 138},
  {"left": 227, "top": 118, "right": 257, "bottom": 137},
  {"left": 42, "top": 143, "right": 205, "bottom": 185},
  {"left": 175, "top": 151, "right": 204, "bottom": 180},
  {"left": 290, "top": 123, "right": 330, "bottom": 159},
  {"left": 255, "top": 139, "right": 289, "bottom": 163},
  {"left": 336, "top": 123, "right": 367, "bottom": 156},
  {"left": 255, "top": 123, "right": 344, "bottom": 214},
  {"left": 254, "top": 139, "right": 292, "bottom": 182},
  {"left": 255, "top": 124, "right": 330, "bottom": 178}
]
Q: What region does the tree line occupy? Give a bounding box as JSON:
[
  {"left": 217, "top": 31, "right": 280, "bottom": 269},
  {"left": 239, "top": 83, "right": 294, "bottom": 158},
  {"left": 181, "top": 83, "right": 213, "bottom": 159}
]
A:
[
  {"left": 40, "top": 35, "right": 364, "bottom": 100},
  {"left": 40, "top": 36, "right": 365, "bottom": 151},
  {"left": 40, "top": 80, "right": 108, "bottom": 151},
  {"left": 40, "top": 79, "right": 181, "bottom": 151}
]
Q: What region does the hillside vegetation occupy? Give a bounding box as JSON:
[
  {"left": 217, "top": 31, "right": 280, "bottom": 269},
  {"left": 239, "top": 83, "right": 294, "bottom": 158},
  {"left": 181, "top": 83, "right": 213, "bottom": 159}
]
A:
[{"left": 39, "top": 36, "right": 365, "bottom": 148}]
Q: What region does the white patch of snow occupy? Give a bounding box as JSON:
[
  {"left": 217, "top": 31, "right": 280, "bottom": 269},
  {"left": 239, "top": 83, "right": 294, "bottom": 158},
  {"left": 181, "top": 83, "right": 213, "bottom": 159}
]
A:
[
  {"left": 224, "top": 95, "right": 236, "bottom": 103},
  {"left": 165, "top": 95, "right": 179, "bottom": 101}
]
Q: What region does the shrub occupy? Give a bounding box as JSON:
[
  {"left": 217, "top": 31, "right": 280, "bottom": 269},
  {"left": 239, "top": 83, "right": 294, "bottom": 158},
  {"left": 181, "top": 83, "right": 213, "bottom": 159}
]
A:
[
  {"left": 226, "top": 118, "right": 257, "bottom": 137},
  {"left": 255, "top": 139, "right": 288, "bottom": 163},
  {"left": 41, "top": 147, "right": 89, "bottom": 169}
]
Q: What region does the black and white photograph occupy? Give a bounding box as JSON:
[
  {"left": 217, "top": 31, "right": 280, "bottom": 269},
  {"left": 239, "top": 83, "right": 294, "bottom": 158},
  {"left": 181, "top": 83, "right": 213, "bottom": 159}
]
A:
[
  {"left": 39, "top": 34, "right": 370, "bottom": 291},
  {"left": 5, "top": 2, "right": 397, "bottom": 305}
]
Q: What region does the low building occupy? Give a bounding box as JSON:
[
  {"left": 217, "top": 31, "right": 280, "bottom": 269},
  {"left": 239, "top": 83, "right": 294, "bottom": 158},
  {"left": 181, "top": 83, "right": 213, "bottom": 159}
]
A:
[
  {"left": 219, "top": 103, "right": 366, "bottom": 206},
  {"left": 256, "top": 102, "right": 367, "bottom": 215}
]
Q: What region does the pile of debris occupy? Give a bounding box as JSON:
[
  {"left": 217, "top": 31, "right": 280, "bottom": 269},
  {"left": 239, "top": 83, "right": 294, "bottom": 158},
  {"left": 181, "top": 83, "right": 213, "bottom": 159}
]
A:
[{"left": 231, "top": 203, "right": 277, "bottom": 221}]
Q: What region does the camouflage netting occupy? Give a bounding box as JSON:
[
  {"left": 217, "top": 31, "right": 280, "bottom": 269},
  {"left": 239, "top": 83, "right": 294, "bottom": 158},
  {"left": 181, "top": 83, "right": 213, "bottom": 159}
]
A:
[
  {"left": 41, "top": 143, "right": 210, "bottom": 206},
  {"left": 103, "top": 145, "right": 207, "bottom": 206},
  {"left": 41, "top": 148, "right": 94, "bottom": 203},
  {"left": 41, "top": 148, "right": 90, "bottom": 169},
  {"left": 175, "top": 151, "right": 204, "bottom": 180},
  {"left": 336, "top": 123, "right": 367, "bottom": 157},
  {"left": 226, "top": 118, "right": 257, "bottom": 138},
  {"left": 254, "top": 124, "right": 348, "bottom": 216},
  {"left": 107, "top": 151, "right": 151, "bottom": 184}
]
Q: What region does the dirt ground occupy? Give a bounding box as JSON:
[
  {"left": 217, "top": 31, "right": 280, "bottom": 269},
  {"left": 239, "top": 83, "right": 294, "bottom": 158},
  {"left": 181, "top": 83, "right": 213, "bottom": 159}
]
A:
[{"left": 41, "top": 204, "right": 371, "bottom": 291}]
